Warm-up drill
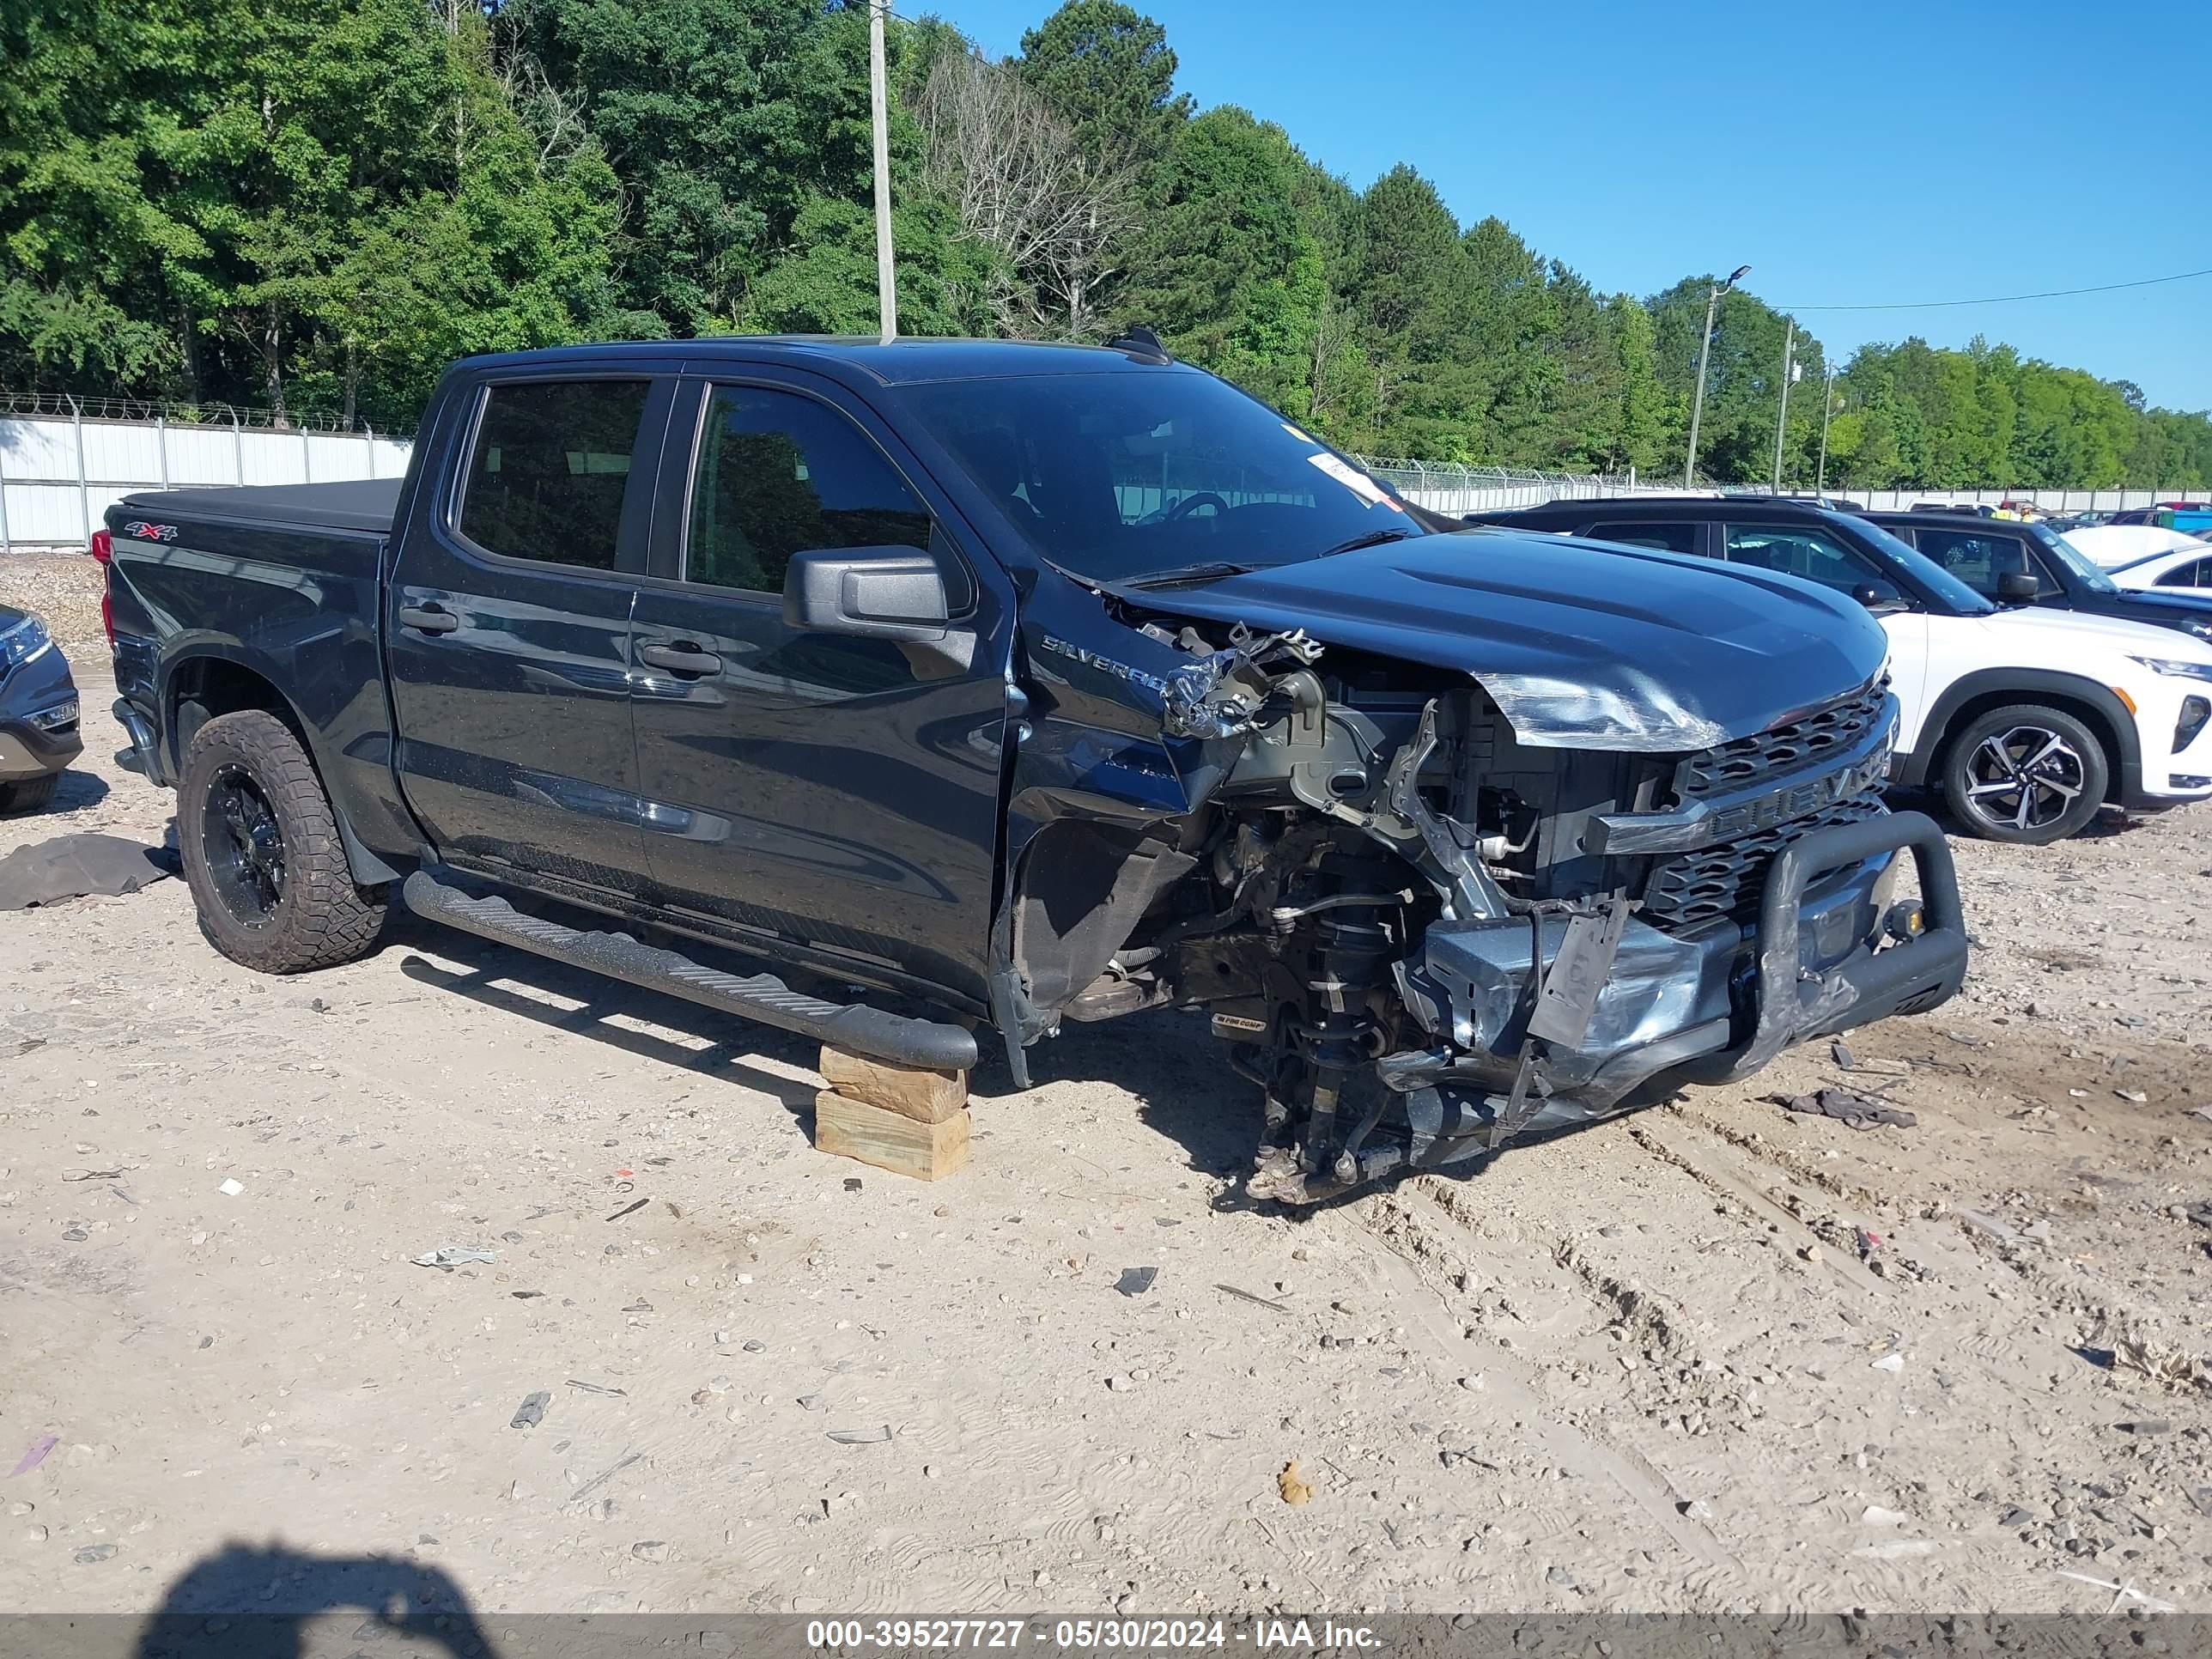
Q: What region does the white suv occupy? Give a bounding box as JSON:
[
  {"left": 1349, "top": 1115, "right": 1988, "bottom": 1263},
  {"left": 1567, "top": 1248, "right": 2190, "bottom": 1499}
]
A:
[{"left": 1471, "top": 498, "right": 2212, "bottom": 845}]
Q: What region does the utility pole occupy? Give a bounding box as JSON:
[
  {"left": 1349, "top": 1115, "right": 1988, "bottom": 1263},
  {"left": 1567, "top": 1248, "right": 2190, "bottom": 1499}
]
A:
[
  {"left": 1683, "top": 264, "right": 1749, "bottom": 489},
  {"left": 1771, "top": 318, "right": 1796, "bottom": 493},
  {"left": 1815, "top": 367, "right": 1838, "bottom": 495},
  {"left": 868, "top": 0, "right": 897, "bottom": 343}
]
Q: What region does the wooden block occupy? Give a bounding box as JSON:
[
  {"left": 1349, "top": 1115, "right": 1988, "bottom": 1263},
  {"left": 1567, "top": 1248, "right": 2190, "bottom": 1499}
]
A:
[
  {"left": 815, "top": 1091, "right": 970, "bottom": 1182},
  {"left": 817, "top": 1046, "right": 967, "bottom": 1124}
]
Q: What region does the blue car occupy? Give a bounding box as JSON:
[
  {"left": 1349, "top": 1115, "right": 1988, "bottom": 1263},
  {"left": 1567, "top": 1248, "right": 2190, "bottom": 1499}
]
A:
[{"left": 0, "top": 605, "right": 82, "bottom": 813}]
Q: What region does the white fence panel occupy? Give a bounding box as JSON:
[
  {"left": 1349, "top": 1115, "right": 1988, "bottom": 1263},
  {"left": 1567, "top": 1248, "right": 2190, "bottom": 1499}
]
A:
[
  {"left": 2, "top": 410, "right": 408, "bottom": 550},
  {"left": 165, "top": 424, "right": 242, "bottom": 486}
]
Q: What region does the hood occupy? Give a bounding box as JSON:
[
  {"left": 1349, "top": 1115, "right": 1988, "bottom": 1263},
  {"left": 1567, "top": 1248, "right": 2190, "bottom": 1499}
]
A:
[
  {"left": 1132, "top": 529, "right": 1890, "bottom": 752},
  {"left": 1975, "top": 602, "right": 2212, "bottom": 663},
  {"left": 2104, "top": 588, "right": 2212, "bottom": 624}
]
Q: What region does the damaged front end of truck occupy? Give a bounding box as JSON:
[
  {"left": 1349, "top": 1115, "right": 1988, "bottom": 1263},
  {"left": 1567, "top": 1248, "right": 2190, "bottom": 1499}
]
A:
[{"left": 993, "top": 548, "right": 1969, "bottom": 1204}]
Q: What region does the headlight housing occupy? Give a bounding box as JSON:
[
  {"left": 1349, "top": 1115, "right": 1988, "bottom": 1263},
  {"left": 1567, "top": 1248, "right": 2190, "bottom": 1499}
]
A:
[
  {"left": 2128, "top": 655, "right": 2212, "bottom": 685},
  {"left": 0, "top": 615, "right": 52, "bottom": 675}
]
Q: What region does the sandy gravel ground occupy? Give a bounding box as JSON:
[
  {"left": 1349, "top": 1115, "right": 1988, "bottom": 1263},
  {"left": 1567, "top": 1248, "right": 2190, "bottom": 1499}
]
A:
[{"left": 3, "top": 564, "right": 2211, "bottom": 1621}]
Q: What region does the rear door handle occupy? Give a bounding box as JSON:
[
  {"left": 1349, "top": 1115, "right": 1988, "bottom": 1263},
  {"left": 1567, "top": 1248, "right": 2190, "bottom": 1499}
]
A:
[
  {"left": 638, "top": 640, "right": 723, "bottom": 676},
  {"left": 397, "top": 604, "right": 459, "bottom": 635}
]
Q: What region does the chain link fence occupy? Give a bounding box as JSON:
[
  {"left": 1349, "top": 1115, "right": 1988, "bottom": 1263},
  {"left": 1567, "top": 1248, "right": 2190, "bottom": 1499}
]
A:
[{"left": 1353, "top": 457, "right": 1666, "bottom": 515}]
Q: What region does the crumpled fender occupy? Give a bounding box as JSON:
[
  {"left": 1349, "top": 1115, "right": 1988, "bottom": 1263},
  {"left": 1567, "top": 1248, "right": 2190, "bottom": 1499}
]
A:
[{"left": 1005, "top": 576, "right": 1263, "bottom": 832}]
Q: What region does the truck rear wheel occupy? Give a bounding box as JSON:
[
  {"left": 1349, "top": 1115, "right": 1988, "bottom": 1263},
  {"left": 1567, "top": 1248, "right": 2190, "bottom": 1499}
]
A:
[
  {"left": 178, "top": 709, "right": 386, "bottom": 973},
  {"left": 1941, "top": 702, "right": 2106, "bottom": 845}
]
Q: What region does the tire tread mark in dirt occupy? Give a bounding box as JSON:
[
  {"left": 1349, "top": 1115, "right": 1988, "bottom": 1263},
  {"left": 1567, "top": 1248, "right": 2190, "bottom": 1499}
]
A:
[
  {"left": 1334, "top": 1188, "right": 1745, "bottom": 1583},
  {"left": 1626, "top": 1118, "right": 1891, "bottom": 1299},
  {"left": 1633, "top": 1112, "right": 2106, "bottom": 1419}
]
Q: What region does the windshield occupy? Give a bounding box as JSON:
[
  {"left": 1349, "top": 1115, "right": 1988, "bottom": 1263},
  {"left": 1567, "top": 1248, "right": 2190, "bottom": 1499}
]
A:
[
  {"left": 1850, "top": 519, "right": 1997, "bottom": 615},
  {"left": 899, "top": 368, "right": 1425, "bottom": 584},
  {"left": 2026, "top": 523, "right": 2118, "bottom": 592}
]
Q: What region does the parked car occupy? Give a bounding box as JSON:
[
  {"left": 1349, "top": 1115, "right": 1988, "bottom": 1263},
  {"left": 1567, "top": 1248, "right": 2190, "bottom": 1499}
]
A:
[
  {"left": 1861, "top": 510, "right": 2212, "bottom": 643},
  {"left": 2063, "top": 525, "right": 2212, "bottom": 569},
  {"left": 1467, "top": 495, "right": 2212, "bottom": 844},
  {"left": 0, "top": 604, "right": 82, "bottom": 813},
  {"left": 2106, "top": 543, "right": 2212, "bottom": 599},
  {"left": 97, "top": 338, "right": 1966, "bottom": 1203}
]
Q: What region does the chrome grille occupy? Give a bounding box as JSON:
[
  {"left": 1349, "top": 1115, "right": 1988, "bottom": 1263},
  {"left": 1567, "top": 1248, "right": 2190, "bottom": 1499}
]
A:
[
  {"left": 1641, "top": 796, "right": 1889, "bottom": 932},
  {"left": 1681, "top": 678, "right": 1889, "bottom": 799}
]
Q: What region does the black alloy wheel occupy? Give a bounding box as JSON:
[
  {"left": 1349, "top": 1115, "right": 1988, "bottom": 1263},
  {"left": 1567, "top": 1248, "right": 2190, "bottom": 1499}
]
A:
[{"left": 202, "top": 763, "right": 289, "bottom": 925}]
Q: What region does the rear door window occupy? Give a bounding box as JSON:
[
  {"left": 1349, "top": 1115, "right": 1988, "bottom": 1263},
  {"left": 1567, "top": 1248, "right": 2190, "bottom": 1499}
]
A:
[
  {"left": 456, "top": 380, "right": 652, "bottom": 571},
  {"left": 1582, "top": 520, "right": 1700, "bottom": 555},
  {"left": 2157, "top": 557, "right": 2212, "bottom": 588},
  {"left": 1719, "top": 524, "right": 1883, "bottom": 594},
  {"left": 1913, "top": 528, "right": 2050, "bottom": 598}
]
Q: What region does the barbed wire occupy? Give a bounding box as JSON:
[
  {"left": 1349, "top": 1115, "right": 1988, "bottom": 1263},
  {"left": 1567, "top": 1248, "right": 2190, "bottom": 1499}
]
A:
[{"left": 0, "top": 388, "right": 404, "bottom": 435}]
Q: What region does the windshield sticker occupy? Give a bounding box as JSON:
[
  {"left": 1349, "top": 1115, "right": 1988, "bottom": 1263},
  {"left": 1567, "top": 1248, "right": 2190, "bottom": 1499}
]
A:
[{"left": 1306, "top": 452, "right": 1391, "bottom": 508}]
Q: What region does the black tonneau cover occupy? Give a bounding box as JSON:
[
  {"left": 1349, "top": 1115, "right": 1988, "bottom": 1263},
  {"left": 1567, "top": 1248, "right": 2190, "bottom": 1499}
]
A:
[{"left": 121, "top": 477, "right": 402, "bottom": 535}]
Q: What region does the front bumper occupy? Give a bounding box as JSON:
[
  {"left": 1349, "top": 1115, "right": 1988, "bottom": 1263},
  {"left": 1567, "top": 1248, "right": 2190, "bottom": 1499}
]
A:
[
  {"left": 0, "top": 644, "right": 83, "bottom": 781},
  {"left": 1377, "top": 810, "right": 1967, "bottom": 1181},
  {"left": 2121, "top": 676, "right": 2212, "bottom": 806}
]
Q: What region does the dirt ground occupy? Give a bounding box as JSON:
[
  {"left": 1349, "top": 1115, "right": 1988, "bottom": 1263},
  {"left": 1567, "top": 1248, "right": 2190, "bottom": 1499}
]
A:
[{"left": 4, "top": 559, "right": 2212, "bottom": 1620}]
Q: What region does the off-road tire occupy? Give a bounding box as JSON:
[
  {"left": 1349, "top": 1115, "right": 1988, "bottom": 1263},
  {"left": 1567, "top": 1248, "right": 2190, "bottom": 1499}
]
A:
[
  {"left": 178, "top": 709, "right": 386, "bottom": 972},
  {"left": 0, "top": 774, "right": 60, "bottom": 814},
  {"left": 1941, "top": 702, "right": 2107, "bottom": 845}
]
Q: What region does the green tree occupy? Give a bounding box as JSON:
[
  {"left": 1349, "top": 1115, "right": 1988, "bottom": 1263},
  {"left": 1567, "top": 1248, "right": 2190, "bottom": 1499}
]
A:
[
  {"left": 519, "top": 0, "right": 871, "bottom": 334},
  {"left": 1016, "top": 0, "right": 1190, "bottom": 178},
  {"left": 1606, "top": 295, "right": 1672, "bottom": 477},
  {"left": 1114, "top": 107, "right": 1323, "bottom": 416}
]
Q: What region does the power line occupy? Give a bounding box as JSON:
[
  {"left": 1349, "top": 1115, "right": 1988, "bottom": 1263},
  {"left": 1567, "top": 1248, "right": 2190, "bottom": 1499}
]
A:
[{"left": 1781, "top": 265, "right": 2212, "bottom": 313}]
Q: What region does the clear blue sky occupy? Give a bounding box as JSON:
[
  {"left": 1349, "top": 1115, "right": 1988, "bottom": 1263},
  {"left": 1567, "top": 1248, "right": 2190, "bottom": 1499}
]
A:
[{"left": 945, "top": 0, "right": 2212, "bottom": 410}]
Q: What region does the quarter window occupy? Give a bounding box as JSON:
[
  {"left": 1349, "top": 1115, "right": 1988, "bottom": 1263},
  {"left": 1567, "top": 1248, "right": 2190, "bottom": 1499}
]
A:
[
  {"left": 1720, "top": 524, "right": 1883, "bottom": 594},
  {"left": 457, "top": 380, "right": 650, "bottom": 570},
  {"left": 685, "top": 386, "right": 933, "bottom": 595},
  {"left": 2156, "top": 557, "right": 2212, "bottom": 588}
]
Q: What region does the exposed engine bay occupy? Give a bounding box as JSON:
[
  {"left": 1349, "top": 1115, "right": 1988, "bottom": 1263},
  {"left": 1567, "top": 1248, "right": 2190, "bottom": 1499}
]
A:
[{"left": 1003, "top": 590, "right": 1968, "bottom": 1204}]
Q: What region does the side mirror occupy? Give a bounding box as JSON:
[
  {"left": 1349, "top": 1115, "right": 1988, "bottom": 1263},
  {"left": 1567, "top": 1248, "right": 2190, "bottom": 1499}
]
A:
[
  {"left": 1995, "top": 571, "right": 2039, "bottom": 603},
  {"left": 783, "top": 545, "right": 951, "bottom": 642},
  {"left": 1850, "top": 580, "right": 1905, "bottom": 612}
]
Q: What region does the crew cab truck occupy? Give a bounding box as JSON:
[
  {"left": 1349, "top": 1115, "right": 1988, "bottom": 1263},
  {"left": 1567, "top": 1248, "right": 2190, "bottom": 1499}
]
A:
[{"left": 103, "top": 339, "right": 1967, "bottom": 1201}]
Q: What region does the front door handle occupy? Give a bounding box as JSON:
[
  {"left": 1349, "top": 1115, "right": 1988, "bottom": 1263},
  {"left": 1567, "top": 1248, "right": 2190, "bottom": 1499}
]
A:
[
  {"left": 638, "top": 640, "right": 723, "bottom": 677},
  {"left": 397, "top": 604, "right": 459, "bottom": 635}
]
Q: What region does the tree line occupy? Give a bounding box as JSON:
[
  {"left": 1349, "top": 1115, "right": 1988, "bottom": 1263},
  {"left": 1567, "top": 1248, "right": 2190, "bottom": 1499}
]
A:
[{"left": 5, "top": 0, "right": 2209, "bottom": 489}]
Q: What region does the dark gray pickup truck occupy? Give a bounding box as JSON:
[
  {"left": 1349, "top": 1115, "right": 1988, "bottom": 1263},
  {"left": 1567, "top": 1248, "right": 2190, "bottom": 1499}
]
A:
[{"left": 101, "top": 337, "right": 1966, "bottom": 1200}]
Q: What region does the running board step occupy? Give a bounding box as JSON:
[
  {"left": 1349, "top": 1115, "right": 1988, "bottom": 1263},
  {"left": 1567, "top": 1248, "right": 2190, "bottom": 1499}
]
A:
[{"left": 401, "top": 872, "right": 977, "bottom": 1072}]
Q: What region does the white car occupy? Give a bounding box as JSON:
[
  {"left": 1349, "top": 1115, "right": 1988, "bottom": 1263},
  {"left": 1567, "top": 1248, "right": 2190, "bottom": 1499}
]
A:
[
  {"left": 2104, "top": 541, "right": 2212, "bottom": 599},
  {"left": 1478, "top": 498, "right": 2212, "bottom": 844},
  {"left": 1887, "top": 601, "right": 2212, "bottom": 841},
  {"left": 2063, "top": 524, "right": 2212, "bottom": 571}
]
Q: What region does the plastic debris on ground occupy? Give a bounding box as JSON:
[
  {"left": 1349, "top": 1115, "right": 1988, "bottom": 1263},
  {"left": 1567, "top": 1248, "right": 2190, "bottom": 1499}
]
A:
[
  {"left": 1767, "top": 1088, "right": 1917, "bottom": 1130},
  {"left": 510, "top": 1390, "right": 550, "bottom": 1430},
  {"left": 1115, "top": 1267, "right": 1158, "bottom": 1297},
  {"left": 411, "top": 1246, "right": 496, "bottom": 1270},
  {"left": 0, "top": 835, "right": 173, "bottom": 911}
]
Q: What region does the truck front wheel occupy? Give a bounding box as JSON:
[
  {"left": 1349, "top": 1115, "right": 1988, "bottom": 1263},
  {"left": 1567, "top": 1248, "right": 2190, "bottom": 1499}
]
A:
[
  {"left": 1940, "top": 702, "right": 2107, "bottom": 845},
  {"left": 178, "top": 709, "right": 387, "bottom": 973}
]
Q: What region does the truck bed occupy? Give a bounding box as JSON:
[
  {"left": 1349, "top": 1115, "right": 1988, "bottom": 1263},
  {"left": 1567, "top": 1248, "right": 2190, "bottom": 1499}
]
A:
[{"left": 118, "top": 477, "right": 402, "bottom": 535}]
